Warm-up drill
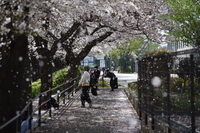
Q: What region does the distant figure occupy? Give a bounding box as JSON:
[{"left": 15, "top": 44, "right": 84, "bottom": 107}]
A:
[
  {"left": 104, "top": 69, "right": 118, "bottom": 91},
  {"left": 90, "top": 71, "right": 97, "bottom": 88},
  {"left": 93, "top": 66, "right": 100, "bottom": 90},
  {"left": 90, "top": 71, "right": 98, "bottom": 96},
  {"left": 78, "top": 66, "right": 92, "bottom": 108}
]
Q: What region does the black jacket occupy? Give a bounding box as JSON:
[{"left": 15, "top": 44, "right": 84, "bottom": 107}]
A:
[
  {"left": 104, "top": 72, "right": 117, "bottom": 80},
  {"left": 94, "top": 69, "right": 100, "bottom": 79}
]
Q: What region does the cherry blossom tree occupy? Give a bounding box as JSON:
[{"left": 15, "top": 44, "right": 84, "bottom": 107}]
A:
[
  {"left": 46, "top": 0, "right": 172, "bottom": 89},
  {"left": 0, "top": 0, "right": 173, "bottom": 132}
]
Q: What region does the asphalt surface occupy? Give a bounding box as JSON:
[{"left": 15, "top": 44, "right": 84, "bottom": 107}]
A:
[{"left": 33, "top": 87, "right": 141, "bottom": 133}]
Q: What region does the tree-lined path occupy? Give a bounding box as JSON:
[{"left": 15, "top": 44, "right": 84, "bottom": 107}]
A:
[{"left": 33, "top": 87, "right": 141, "bottom": 133}]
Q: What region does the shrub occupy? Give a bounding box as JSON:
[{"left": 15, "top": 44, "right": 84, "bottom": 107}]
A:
[
  {"left": 31, "top": 67, "right": 85, "bottom": 97},
  {"left": 161, "top": 77, "right": 184, "bottom": 93},
  {"left": 128, "top": 81, "right": 138, "bottom": 95},
  {"left": 175, "top": 58, "right": 190, "bottom": 80},
  {"left": 128, "top": 81, "right": 138, "bottom": 91},
  {"left": 144, "top": 49, "right": 173, "bottom": 80},
  {"left": 143, "top": 49, "right": 170, "bottom": 56},
  {"left": 98, "top": 80, "right": 109, "bottom": 87},
  {"left": 185, "top": 78, "right": 200, "bottom": 94},
  {"left": 52, "top": 68, "right": 68, "bottom": 92},
  {"left": 31, "top": 79, "right": 41, "bottom": 97},
  {"left": 31, "top": 68, "right": 68, "bottom": 97}
]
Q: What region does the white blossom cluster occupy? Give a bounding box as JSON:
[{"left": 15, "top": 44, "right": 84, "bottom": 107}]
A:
[{"left": 0, "top": 0, "right": 172, "bottom": 58}]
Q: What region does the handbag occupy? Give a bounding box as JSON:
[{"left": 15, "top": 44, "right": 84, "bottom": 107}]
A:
[{"left": 91, "top": 87, "right": 97, "bottom": 96}]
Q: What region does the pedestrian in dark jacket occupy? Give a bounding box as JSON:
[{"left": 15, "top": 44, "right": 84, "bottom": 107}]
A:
[
  {"left": 104, "top": 69, "right": 118, "bottom": 91},
  {"left": 90, "top": 71, "right": 98, "bottom": 96},
  {"left": 90, "top": 71, "right": 97, "bottom": 89},
  {"left": 94, "top": 66, "right": 100, "bottom": 90}
]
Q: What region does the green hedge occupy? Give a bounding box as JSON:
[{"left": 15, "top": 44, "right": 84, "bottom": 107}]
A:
[
  {"left": 32, "top": 67, "right": 111, "bottom": 97},
  {"left": 143, "top": 49, "right": 170, "bottom": 56},
  {"left": 136, "top": 77, "right": 200, "bottom": 111},
  {"left": 52, "top": 68, "right": 68, "bottom": 92},
  {"left": 31, "top": 68, "right": 68, "bottom": 97},
  {"left": 31, "top": 79, "right": 41, "bottom": 97},
  {"left": 128, "top": 81, "right": 138, "bottom": 95},
  {"left": 161, "top": 77, "right": 184, "bottom": 93},
  {"left": 98, "top": 80, "right": 110, "bottom": 87}
]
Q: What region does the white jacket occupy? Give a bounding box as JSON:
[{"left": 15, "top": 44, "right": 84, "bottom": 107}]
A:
[{"left": 79, "top": 71, "right": 90, "bottom": 86}]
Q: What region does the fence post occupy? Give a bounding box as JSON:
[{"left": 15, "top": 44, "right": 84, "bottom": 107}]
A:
[
  {"left": 150, "top": 57, "right": 155, "bottom": 130},
  {"left": 190, "top": 54, "right": 195, "bottom": 133},
  {"left": 63, "top": 92, "right": 66, "bottom": 104},
  {"left": 57, "top": 90, "right": 60, "bottom": 110},
  {"left": 38, "top": 94, "right": 42, "bottom": 127},
  {"left": 16, "top": 111, "right": 21, "bottom": 133},
  {"left": 166, "top": 55, "right": 171, "bottom": 133},
  {"left": 28, "top": 100, "right": 33, "bottom": 133},
  {"left": 49, "top": 89, "right": 52, "bottom": 117},
  {"left": 68, "top": 92, "right": 70, "bottom": 99},
  {"left": 137, "top": 58, "right": 142, "bottom": 120}
]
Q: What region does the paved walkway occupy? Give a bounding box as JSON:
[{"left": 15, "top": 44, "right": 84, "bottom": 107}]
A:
[{"left": 33, "top": 87, "right": 141, "bottom": 133}]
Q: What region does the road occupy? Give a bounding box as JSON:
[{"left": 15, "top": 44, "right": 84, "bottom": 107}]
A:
[{"left": 33, "top": 86, "right": 141, "bottom": 133}]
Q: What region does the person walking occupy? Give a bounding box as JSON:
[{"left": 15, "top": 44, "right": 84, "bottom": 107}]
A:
[
  {"left": 90, "top": 71, "right": 98, "bottom": 96},
  {"left": 78, "top": 66, "right": 92, "bottom": 108},
  {"left": 94, "top": 66, "right": 100, "bottom": 90},
  {"left": 90, "top": 70, "right": 97, "bottom": 88},
  {"left": 104, "top": 69, "right": 118, "bottom": 91}
]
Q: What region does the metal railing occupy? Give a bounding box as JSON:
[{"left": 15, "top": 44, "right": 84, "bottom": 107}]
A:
[
  {"left": 0, "top": 76, "right": 80, "bottom": 133},
  {"left": 137, "top": 48, "right": 200, "bottom": 133}
]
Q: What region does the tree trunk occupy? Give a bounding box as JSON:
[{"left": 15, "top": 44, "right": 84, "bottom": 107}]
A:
[
  {"left": 30, "top": 55, "right": 40, "bottom": 82},
  {"left": 65, "top": 61, "right": 79, "bottom": 93},
  {"left": 38, "top": 56, "right": 53, "bottom": 100},
  {"left": 20, "top": 53, "right": 32, "bottom": 108},
  {"left": 63, "top": 30, "right": 113, "bottom": 93},
  {"left": 0, "top": 32, "right": 30, "bottom": 133},
  {"left": 34, "top": 36, "right": 55, "bottom": 103}
]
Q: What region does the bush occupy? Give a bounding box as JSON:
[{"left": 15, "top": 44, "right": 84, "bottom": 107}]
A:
[
  {"left": 161, "top": 77, "right": 184, "bottom": 93},
  {"left": 98, "top": 80, "right": 109, "bottom": 87},
  {"left": 143, "top": 49, "right": 170, "bottom": 56},
  {"left": 143, "top": 49, "right": 173, "bottom": 79},
  {"left": 31, "top": 68, "right": 68, "bottom": 97},
  {"left": 128, "top": 81, "right": 138, "bottom": 90},
  {"left": 156, "top": 77, "right": 200, "bottom": 112},
  {"left": 31, "top": 79, "right": 41, "bottom": 97},
  {"left": 128, "top": 81, "right": 138, "bottom": 95},
  {"left": 52, "top": 68, "right": 68, "bottom": 92},
  {"left": 185, "top": 78, "right": 200, "bottom": 94}
]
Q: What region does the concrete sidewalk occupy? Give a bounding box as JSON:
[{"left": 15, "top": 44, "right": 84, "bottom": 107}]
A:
[{"left": 33, "top": 87, "right": 141, "bottom": 133}]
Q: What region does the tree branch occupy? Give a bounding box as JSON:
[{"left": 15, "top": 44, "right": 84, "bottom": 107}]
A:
[
  {"left": 77, "top": 31, "right": 113, "bottom": 60},
  {"left": 60, "top": 22, "right": 81, "bottom": 43}
]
